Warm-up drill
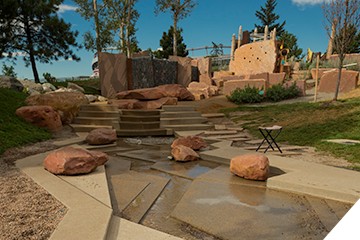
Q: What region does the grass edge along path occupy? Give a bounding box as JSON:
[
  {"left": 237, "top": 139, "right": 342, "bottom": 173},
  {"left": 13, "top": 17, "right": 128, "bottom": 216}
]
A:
[
  {"left": 221, "top": 98, "right": 360, "bottom": 170},
  {"left": 0, "top": 88, "right": 52, "bottom": 155}
]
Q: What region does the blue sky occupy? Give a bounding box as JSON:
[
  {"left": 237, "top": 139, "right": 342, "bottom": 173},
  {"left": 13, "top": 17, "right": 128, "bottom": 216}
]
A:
[{"left": 1, "top": 0, "right": 331, "bottom": 80}]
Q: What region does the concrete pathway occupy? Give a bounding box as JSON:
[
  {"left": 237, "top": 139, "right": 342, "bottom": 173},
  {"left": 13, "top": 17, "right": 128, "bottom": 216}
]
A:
[{"left": 15, "top": 129, "right": 360, "bottom": 239}]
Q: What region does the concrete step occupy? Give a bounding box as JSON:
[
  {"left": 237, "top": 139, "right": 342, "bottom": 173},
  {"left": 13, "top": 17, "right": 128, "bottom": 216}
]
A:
[
  {"left": 80, "top": 104, "right": 118, "bottom": 111},
  {"left": 77, "top": 110, "right": 120, "bottom": 118},
  {"left": 116, "top": 128, "right": 172, "bottom": 137},
  {"left": 119, "top": 121, "right": 160, "bottom": 130},
  {"left": 70, "top": 124, "right": 113, "bottom": 132},
  {"left": 161, "top": 124, "right": 213, "bottom": 131},
  {"left": 74, "top": 117, "right": 119, "bottom": 125},
  {"left": 160, "top": 111, "right": 202, "bottom": 118},
  {"left": 120, "top": 115, "right": 160, "bottom": 122},
  {"left": 121, "top": 109, "right": 160, "bottom": 116},
  {"left": 161, "top": 117, "right": 208, "bottom": 125},
  {"left": 162, "top": 105, "right": 196, "bottom": 112},
  {"left": 119, "top": 172, "right": 170, "bottom": 223}
]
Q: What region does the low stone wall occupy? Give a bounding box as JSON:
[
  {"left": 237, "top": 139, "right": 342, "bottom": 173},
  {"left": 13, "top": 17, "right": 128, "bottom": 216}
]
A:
[
  {"left": 269, "top": 73, "right": 286, "bottom": 86},
  {"left": 318, "top": 70, "right": 359, "bottom": 93},
  {"left": 223, "top": 79, "right": 268, "bottom": 96}
]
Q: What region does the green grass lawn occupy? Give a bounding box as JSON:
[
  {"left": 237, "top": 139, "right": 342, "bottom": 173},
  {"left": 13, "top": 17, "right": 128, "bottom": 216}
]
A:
[
  {"left": 221, "top": 98, "right": 360, "bottom": 169},
  {"left": 0, "top": 88, "right": 52, "bottom": 155}
]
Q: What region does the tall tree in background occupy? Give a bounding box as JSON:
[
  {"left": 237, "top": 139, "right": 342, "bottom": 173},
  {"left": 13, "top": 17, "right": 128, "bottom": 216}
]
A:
[
  {"left": 104, "top": 0, "right": 140, "bottom": 57},
  {"left": 334, "top": 24, "right": 360, "bottom": 54},
  {"left": 154, "top": 26, "right": 188, "bottom": 59},
  {"left": 323, "top": 0, "right": 360, "bottom": 101},
  {"left": 74, "top": 0, "right": 111, "bottom": 53},
  {"left": 155, "top": 0, "right": 196, "bottom": 56},
  {"left": 278, "top": 30, "right": 303, "bottom": 58},
  {"left": 255, "top": 0, "right": 285, "bottom": 35},
  {"left": 0, "top": 0, "right": 80, "bottom": 83}
]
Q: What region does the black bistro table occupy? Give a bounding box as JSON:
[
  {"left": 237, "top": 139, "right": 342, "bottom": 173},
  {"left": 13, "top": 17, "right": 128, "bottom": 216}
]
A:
[{"left": 256, "top": 125, "right": 283, "bottom": 153}]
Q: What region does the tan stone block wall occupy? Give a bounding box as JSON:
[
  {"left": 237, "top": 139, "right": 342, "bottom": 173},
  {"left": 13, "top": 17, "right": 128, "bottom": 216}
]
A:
[
  {"left": 269, "top": 73, "right": 286, "bottom": 86},
  {"left": 223, "top": 79, "right": 268, "bottom": 96},
  {"left": 169, "top": 56, "right": 192, "bottom": 87},
  {"left": 318, "top": 70, "right": 359, "bottom": 93}
]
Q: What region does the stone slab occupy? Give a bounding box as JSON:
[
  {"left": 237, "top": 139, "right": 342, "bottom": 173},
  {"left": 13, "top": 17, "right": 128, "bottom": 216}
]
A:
[
  {"left": 171, "top": 179, "right": 327, "bottom": 239},
  {"left": 204, "top": 130, "right": 238, "bottom": 135},
  {"left": 116, "top": 148, "right": 171, "bottom": 163},
  {"left": 151, "top": 161, "right": 219, "bottom": 180},
  {"left": 105, "top": 156, "right": 132, "bottom": 176},
  {"left": 83, "top": 142, "right": 118, "bottom": 150},
  {"left": 52, "top": 136, "right": 86, "bottom": 147},
  {"left": 318, "top": 70, "right": 359, "bottom": 93},
  {"left": 174, "top": 130, "right": 205, "bottom": 137},
  {"left": 325, "top": 139, "right": 360, "bottom": 145},
  {"left": 110, "top": 176, "right": 149, "bottom": 213},
  {"left": 119, "top": 171, "right": 171, "bottom": 223},
  {"left": 201, "top": 113, "right": 225, "bottom": 118},
  {"left": 59, "top": 166, "right": 112, "bottom": 208},
  {"left": 106, "top": 216, "right": 183, "bottom": 240},
  {"left": 16, "top": 151, "right": 112, "bottom": 240}
]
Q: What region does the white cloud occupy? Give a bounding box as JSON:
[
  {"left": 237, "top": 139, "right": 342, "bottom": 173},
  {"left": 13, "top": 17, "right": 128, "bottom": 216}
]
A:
[
  {"left": 292, "top": 0, "right": 331, "bottom": 6},
  {"left": 58, "top": 4, "right": 78, "bottom": 13}
]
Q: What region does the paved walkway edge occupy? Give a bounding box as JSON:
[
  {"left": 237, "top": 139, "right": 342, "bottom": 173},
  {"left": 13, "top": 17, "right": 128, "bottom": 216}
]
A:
[{"left": 15, "top": 147, "right": 183, "bottom": 240}]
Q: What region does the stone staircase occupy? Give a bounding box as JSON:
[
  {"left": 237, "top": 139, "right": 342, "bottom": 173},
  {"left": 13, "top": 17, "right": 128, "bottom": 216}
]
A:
[
  {"left": 117, "top": 110, "right": 171, "bottom": 137},
  {"left": 160, "top": 105, "right": 213, "bottom": 131},
  {"left": 71, "top": 103, "right": 120, "bottom": 132},
  {"left": 71, "top": 103, "right": 213, "bottom": 136}
]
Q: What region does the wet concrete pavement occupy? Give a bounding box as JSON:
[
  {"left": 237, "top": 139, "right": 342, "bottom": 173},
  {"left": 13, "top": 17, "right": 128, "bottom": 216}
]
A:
[{"left": 105, "top": 139, "right": 352, "bottom": 240}]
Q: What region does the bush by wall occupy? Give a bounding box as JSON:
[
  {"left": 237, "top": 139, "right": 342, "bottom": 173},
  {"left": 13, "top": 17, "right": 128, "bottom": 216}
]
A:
[{"left": 227, "top": 86, "right": 264, "bottom": 104}]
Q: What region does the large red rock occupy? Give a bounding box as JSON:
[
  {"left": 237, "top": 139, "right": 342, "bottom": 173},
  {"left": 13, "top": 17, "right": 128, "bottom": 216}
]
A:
[
  {"left": 230, "top": 154, "right": 270, "bottom": 181},
  {"left": 25, "top": 92, "right": 89, "bottom": 124},
  {"left": 108, "top": 99, "right": 140, "bottom": 109},
  {"left": 85, "top": 128, "right": 117, "bottom": 145},
  {"left": 171, "top": 136, "right": 208, "bottom": 151},
  {"left": 229, "top": 40, "right": 277, "bottom": 76},
  {"left": 43, "top": 147, "right": 109, "bottom": 175},
  {"left": 318, "top": 69, "right": 359, "bottom": 93},
  {"left": 16, "top": 105, "right": 62, "bottom": 132},
  {"left": 133, "top": 97, "right": 178, "bottom": 109},
  {"left": 171, "top": 145, "right": 200, "bottom": 162},
  {"left": 116, "top": 84, "right": 195, "bottom": 101}
]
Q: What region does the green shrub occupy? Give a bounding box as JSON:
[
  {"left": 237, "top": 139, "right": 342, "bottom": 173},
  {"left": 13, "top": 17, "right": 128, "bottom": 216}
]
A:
[
  {"left": 228, "top": 86, "right": 264, "bottom": 104},
  {"left": 265, "top": 83, "right": 301, "bottom": 102}
]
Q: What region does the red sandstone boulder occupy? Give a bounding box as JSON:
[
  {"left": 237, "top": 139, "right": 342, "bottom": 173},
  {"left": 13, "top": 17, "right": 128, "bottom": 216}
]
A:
[
  {"left": 171, "top": 145, "right": 200, "bottom": 162},
  {"left": 132, "top": 97, "right": 178, "bottom": 109},
  {"left": 43, "top": 147, "right": 109, "bottom": 175},
  {"left": 108, "top": 99, "right": 140, "bottom": 109},
  {"left": 16, "top": 105, "right": 62, "bottom": 132},
  {"left": 116, "top": 84, "right": 194, "bottom": 101},
  {"left": 25, "top": 92, "right": 89, "bottom": 124},
  {"left": 85, "top": 128, "right": 117, "bottom": 145},
  {"left": 230, "top": 154, "right": 269, "bottom": 181},
  {"left": 171, "top": 136, "right": 208, "bottom": 151}
]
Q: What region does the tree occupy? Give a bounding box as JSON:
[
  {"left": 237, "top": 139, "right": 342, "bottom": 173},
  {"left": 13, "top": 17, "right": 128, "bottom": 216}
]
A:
[
  {"left": 323, "top": 0, "right": 360, "bottom": 101},
  {"left": 2, "top": 64, "right": 17, "bottom": 78},
  {"left": 334, "top": 24, "right": 360, "bottom": 53},
  {"left": 278, "top": 31, "right": 303, "bottom": 59},
  {"left": 0, "top": 0, "right": 80, "bottom": 83},
  {"left": 104, "top": 0, "right": 140, "bottom": 57},
  {"left": 75, "top": 0, "right": 111, "bottom": 53},
  {"left": 155, "top": 0, "right": 196, "bottom": 56},
  {"left": 154, "top": 26, "right": 188, "bottom": 59},
  {"left": 255, "top": 0, "right": 285, "bottom": 35}
]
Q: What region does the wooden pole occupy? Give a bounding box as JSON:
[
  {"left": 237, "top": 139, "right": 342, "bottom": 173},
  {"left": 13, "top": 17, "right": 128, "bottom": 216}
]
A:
[{"left": 314, "top": 53, "right": 320, "bottom": 102}]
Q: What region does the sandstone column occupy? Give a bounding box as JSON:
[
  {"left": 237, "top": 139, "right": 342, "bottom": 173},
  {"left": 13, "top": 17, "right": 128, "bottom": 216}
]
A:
[
  {"left": 231, "top": 34, "right": 236, "bottom": 61},
  {"left": 264, "top": 25, "right": 269, "bottom": 41},
  {"left": 238, "top": 25, "right": 243, "bottom": 48}
]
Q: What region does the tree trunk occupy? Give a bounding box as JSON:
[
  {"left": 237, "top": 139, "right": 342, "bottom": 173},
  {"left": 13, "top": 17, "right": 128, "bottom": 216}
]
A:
[
  {"left": 126, "top": 0, "right": 132, "bottom": 58},
  {"left": 333, "top": 56, "right": 344, "bottom": 101},
  {"left": 173, "top": 17, "right": 178, "bottom": 56},
  {"left": 24, "top": 16, "right": 40, "bottom": 83},
  {"left": 120, "top": 23, "right": 125, "bottom": 53},
  {"left": 93, "top": 0, "right": 101, "bottom": 71},
  {"left": 93, "top": 0, "right": 101, "bottom": 54}
]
